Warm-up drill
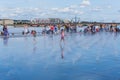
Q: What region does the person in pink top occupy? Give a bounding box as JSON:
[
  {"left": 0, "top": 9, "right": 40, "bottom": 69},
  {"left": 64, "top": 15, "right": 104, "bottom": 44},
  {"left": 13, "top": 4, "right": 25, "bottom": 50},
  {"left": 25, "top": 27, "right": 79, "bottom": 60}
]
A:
[{"left": 50, "top": 25, "right": 54, "bottom": 34}]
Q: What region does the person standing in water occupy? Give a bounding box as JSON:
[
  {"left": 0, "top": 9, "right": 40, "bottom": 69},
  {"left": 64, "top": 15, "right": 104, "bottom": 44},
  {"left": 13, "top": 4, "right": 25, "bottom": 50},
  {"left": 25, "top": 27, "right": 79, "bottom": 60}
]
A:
[
  {"left": 50, "top": 25, "right": 54, "bottom": 34},
  {"left": 3, "top": 25, "right": 9, "bottom": 36}
]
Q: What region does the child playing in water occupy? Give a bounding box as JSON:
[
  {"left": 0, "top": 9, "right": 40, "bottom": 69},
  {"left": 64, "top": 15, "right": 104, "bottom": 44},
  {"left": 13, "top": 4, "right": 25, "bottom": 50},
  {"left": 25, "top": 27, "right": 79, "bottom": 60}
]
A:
[{"left": 23, "top": 25, "right": 29, "bottom": 35}]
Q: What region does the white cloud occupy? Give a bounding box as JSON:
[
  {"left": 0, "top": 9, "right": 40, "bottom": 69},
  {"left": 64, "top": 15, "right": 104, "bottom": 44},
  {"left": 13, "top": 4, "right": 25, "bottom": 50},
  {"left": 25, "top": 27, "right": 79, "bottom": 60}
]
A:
[
  {"left": 51, "top": 6, "right": 84, "bottom": 16},
  {"left": 0, "top": 6, "right": 84, "bottom": 19},
  {"left": 9, "top": 13, "right": 18, "bottom": 17},
  {"left": 80, "top": 0, "right": 91, "bottom": 7},
  {"left": 74, "top": 10, "right": 84, "bottom": 14},
  {"left": 107, "top": 5, "right": 112, "bottom": 9},
  {"left": 69, "top": 5, "right": 78, "bottom": 9},
  {"left": 59, "top": 7, "right": 72, "bottom": 12},
  {"left": 0, "top": 8, "right": 6, "bottom": 12},
  {"left": 0, "top": 8, "right": 44, "bottom": 19},
  {"left": 91, "top": 7, "right": 103, "bottom": 12},
  {"left": 51, "top": 8, "right": 58, "bottom": 11},
  {"left": 14, "top": 8, "right": 24, "bottom": 14},
  {"left": 52, "top": 7, "right": 72, "bottom": 13}
]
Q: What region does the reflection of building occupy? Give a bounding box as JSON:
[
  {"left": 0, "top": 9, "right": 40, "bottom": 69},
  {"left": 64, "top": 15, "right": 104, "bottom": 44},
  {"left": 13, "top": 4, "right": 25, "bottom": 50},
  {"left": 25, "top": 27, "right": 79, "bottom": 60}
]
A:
[
  {"left": 0, "top": 19, "right": 14, "bottom": 25},
  {"left": 63, "top": 19, "right": 71, "bottom": 24},
  {"left": 31, "top": 18, "right": 64, "bottom": 24},
  {"left": 0, "top": 20, "right": 2, "bottom": 25},
  {"left": 49, "top": 18, "right": 63, "bottom": 24},
  {"left": 14, "top": 20, "right": 31, "bottom": 24},
  {"left": 31, "top": 18, "right": 50, "bottom": 24}
]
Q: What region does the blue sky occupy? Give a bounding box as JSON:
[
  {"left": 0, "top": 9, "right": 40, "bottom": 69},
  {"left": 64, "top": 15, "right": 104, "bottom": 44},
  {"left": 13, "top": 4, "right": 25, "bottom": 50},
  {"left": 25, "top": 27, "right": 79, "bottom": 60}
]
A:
[{"left": 0, "top": 0, "right": 120, "bottom": 22}]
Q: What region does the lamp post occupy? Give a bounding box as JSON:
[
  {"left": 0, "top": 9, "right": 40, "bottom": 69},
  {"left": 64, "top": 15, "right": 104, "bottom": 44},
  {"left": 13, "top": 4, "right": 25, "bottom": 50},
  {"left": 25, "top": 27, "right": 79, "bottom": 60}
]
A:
[{"left": 72, "top": 16, "right": 80, "bottom": 32}]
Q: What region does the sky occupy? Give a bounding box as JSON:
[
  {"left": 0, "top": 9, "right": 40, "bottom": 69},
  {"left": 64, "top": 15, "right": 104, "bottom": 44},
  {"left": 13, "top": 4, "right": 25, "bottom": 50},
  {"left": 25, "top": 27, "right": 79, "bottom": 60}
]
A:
[{"left": 0, "top": 0, "right": 120, "bottom": 22}]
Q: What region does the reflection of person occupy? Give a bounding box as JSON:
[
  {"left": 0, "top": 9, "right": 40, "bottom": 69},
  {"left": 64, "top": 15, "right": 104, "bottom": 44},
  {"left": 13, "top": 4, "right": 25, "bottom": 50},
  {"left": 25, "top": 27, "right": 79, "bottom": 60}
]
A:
[
  {"left": 33, "top": 37, "right": 37, "bottom": 53},
  {"left": 60, "top": 29, "right": 65, "bottom": 43},
  {"left": 3, "top": 36, "right": 8, "bottom": 45},
  {"left": 60, "top": 43, "right": 64, "bottom": 59}
]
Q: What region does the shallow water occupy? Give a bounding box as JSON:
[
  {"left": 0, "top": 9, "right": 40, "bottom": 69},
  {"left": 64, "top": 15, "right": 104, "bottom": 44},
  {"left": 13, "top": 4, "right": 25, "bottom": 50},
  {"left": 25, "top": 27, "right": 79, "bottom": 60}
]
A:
[{"left": 0, "top": 32, "right": 120, "bottom": 80}]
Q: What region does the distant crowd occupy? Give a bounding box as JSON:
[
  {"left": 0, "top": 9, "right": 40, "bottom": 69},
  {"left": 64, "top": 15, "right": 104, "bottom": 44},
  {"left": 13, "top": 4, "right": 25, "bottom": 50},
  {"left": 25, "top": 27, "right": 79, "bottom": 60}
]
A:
[
  {"left": 41, "top": 24, "right": 120, "bottom": 34},
  {"left": 0, "top": 24, "right": 120, "bottom": 37}
]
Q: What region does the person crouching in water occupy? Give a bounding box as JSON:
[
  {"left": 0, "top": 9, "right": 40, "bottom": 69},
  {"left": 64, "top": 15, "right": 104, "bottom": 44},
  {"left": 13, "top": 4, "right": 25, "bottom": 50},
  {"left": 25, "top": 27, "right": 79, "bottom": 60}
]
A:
[
  {"left": 31, "top": 30, "right": 37, "bottom": 37},
  {"left": 3, "top": 25, "right": 9, "bottom": 36},
  {"left": 22, "top": 25, "right": 29, "bottom": 35},
  {"left": 60, "top": 29, "right": 65, "bottom": 43}
]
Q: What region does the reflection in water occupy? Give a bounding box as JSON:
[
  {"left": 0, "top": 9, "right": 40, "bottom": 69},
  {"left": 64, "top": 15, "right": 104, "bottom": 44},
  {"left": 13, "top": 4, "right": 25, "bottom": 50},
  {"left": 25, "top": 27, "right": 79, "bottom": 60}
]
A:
[
  {"left": 43, "top": 36, "right": 46, "bottom": 49},
  {"left": 96, "top": 53, "right": 101, "bottom": 63},
  {"left": 113, "top": 32, "right": 117, "bottom": 40},
  {"left": 33, "top": 37, "right": 37, "bottom": 53},
  {"left": 3, "top": 36, "right": 9, "bottom": 46},
  {"left": 60, "top": 42, "right": 64, "bottom": 59}
]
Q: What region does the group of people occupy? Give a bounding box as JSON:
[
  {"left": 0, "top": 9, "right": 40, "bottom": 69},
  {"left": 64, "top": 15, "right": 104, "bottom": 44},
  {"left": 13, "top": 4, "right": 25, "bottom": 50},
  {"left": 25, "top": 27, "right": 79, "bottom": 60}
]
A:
[
  {"left": 22, "top": 25, "right": 37, "bottom": 36},
  {"left": 41, "top": 24, "right": 65, "bottom": 42},
  {"left": 1, "top": 24, "right": 120, "bottom": 42},
  {"left": 82, "top": 24, "right": 120, "bottom": 34},
  {"left": 41, "top": 24, "right": 120, "bottom": 35},
  {"left": 42, "top": 24, "right": 77, "bottom": 35}
]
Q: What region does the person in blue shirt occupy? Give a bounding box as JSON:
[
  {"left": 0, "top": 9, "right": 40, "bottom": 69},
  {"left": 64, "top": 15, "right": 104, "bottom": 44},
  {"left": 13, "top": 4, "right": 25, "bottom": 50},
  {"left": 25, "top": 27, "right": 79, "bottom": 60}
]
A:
[{"left": 3, "top": 25, "right": 9, "bottom": 36}]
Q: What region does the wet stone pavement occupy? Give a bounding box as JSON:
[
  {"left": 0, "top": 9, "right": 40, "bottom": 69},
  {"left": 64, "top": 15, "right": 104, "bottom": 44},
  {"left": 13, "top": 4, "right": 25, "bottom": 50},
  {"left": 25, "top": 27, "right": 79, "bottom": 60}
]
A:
[{"left": 0, "top": 32, "right": 120, "bottom": 80}]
